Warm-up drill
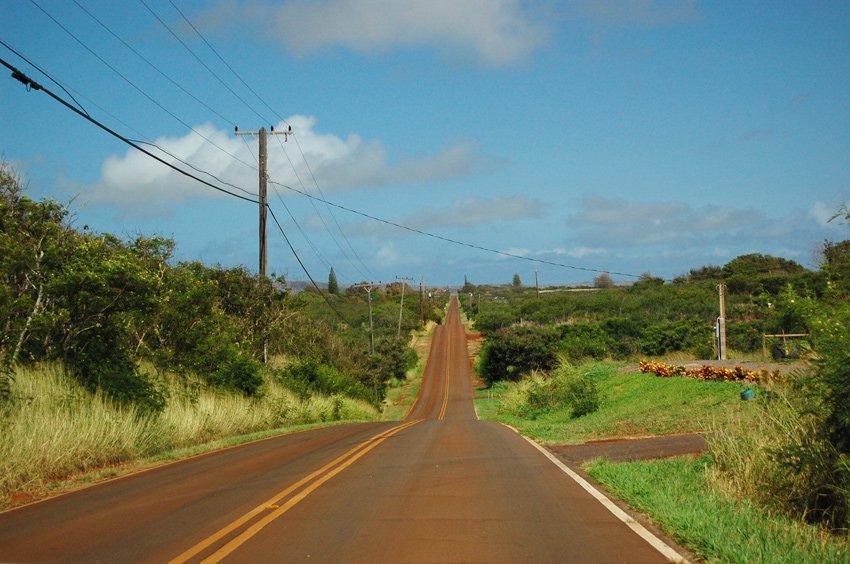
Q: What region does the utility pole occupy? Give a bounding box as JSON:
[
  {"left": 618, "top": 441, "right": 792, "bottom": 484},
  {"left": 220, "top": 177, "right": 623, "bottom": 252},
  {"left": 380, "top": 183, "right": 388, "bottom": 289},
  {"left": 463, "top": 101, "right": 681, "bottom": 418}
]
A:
[
  {"left": 419, "top": 275, "right": 425, "bottom": 327},
  {"left": 535, "top": 270, "right": 540, "bottom": 299},
  {"left": 234, "top": 125, "right": 292, "bottom": 277},
  {"left": 717, "top": 284, "right": 728, "bottom": 361},
  {"left": 396, "top": 276, "right": 412, "bottom": 339},
  {"left": 351, "top": 282, "right": 376, "bottom": 354}
]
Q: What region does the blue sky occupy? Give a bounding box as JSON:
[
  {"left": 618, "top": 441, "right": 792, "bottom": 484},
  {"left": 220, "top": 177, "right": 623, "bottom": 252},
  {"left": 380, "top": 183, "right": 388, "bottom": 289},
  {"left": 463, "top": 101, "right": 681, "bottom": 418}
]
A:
[{"left": 1, "top": 1, "right": 849, "bottom": 286}]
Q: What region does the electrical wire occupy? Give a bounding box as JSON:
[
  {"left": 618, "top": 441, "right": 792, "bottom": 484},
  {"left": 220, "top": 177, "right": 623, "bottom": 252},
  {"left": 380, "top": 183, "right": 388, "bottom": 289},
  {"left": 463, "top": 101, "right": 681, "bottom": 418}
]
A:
[
  {"left": 0, "top": 37, "right": 88, "bottom": 117},
  {"left": 1, "top": 55, "right": 257, "bottom": 205},
  {"left": 2, "top": 54, "right": 357, "bottom": 325},
  {"left": 269, "top": 185, "right": 334, "bottom": 272},
  {"left": 29, "top": 0, "right": 258, "bottom": 173},
  {"left": 139, "top": 0, "right": 270, "bottom": 125},
  {"left": 71, "top": 0, "right": 236, "bottom": 128},
  {"left": 273, "top": 135, "right": 366, "bottom": 282},
  {"left": 162, "top": 2, "right": 376, "bottom": 280},
  {"left": 267, "top": 207, "right": 351, "bottom": 324},
  {"left": 266, "top": 178, "right": 642, "bottom": 279}
]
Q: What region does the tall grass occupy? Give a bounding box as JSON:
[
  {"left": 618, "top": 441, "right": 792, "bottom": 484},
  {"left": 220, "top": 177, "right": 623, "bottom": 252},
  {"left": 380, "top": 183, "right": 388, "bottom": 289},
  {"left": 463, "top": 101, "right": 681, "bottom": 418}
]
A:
[
  {"left": 704, "top": 383, "right": 844, "bottom": 527},
  {"left": 0, "top": 363, "right": 377, "bottom": 505}
]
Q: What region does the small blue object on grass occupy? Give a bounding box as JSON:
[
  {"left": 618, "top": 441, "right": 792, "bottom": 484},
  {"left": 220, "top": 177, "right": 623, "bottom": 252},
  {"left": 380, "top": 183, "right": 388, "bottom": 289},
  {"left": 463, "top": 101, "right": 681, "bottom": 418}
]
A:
[{"left": 740, "top": 388, "right": 756, "bottom": 401}]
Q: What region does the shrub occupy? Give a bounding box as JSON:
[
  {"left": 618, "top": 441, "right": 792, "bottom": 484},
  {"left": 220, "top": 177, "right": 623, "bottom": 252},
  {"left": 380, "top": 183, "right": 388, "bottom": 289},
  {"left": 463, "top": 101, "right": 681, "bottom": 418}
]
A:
[
  {"left": 500, "top": 366, "right": 600, "bottom": 420},
  {"left": 69, "top": 326, "right": 164, "bottom": 413},
  {"left": 479, "top": 324, "right": 560, "bottom": 384},
  {"left": 558, "top": 323, "right": 609, "bottom": 361},
  {"left": 207, "top": 349, "right": 263, "bottom": 396}
]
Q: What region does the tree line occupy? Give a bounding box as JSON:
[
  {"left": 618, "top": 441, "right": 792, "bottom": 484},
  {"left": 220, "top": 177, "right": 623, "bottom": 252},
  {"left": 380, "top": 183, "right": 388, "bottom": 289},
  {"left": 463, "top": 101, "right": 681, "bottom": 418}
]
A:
[{"left": 0, "top": 162, "right": 443, "bottom": 409}]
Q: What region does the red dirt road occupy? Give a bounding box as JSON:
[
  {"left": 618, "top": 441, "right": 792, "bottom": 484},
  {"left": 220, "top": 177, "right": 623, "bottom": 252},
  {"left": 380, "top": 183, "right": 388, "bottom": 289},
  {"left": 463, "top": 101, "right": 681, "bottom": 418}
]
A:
[{"left": 0, "top": 297, "right": 679, "bottom": 562}]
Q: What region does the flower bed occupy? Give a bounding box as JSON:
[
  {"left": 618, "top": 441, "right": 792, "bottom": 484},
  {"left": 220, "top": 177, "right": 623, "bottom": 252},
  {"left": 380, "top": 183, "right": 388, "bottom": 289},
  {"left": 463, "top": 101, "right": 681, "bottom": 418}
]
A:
[{"left": 638, "top": 361, "right": 782, "bottom": 384}]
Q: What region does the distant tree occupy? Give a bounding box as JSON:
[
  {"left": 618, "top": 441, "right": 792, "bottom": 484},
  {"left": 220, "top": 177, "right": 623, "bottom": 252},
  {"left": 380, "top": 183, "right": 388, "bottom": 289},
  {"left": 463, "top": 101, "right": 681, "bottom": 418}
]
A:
[
  {"left": 635, "top": 272, "right": 664, "bottom": 288},
  {"left": 328, "top": 268, "right": 339, "bottom": 295},
  {"left": 593, "top": 272, "right": 614, "bottom": 289},
  {"left": 722, "top": 253, "right": 806, "bottom": 278},
  {"left": 678, "top": 265, "right": 724, "bottom": 282},
  {"left": 512, "top": 273, "right": 522, "bottom": 288}
]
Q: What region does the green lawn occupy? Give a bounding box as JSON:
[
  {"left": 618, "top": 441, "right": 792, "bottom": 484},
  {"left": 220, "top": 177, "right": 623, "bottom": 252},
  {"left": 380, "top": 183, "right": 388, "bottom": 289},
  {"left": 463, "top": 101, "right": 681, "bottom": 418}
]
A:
[
  {"left": 587, "top": 456, "right": 850, "bottom": 563},
  {"left": 474, "top": 362, "right": 758, "bottom": 443}
]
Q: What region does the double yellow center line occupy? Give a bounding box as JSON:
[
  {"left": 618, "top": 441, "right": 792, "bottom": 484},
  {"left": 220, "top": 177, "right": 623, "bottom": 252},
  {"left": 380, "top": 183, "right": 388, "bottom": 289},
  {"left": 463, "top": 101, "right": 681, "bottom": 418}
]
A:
[
  {"left": 437, "top": 326, "right": 451, "bottom": 421},
  {"left": 170, "top": 419, "right": 423, "bottom": 563}
]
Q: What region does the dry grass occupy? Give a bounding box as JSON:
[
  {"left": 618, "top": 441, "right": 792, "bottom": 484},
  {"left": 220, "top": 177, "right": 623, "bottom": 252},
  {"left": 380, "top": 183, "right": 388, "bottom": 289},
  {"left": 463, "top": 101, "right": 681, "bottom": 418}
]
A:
[{"left": 0, "top": 363, "right": 377, "bottom": 506}]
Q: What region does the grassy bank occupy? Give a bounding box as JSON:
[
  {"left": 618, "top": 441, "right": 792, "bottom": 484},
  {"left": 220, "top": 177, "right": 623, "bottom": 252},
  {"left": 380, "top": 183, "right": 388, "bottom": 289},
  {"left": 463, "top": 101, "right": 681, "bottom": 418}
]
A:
[
  {"left": 474, "top": 362, "right": 757, "bottom": 444},
  {"left": 586, "top": 456, "right": 850, "bottom": 563},
  {"left": 0, "top": 363, "right": 378, "bottom": 507}
]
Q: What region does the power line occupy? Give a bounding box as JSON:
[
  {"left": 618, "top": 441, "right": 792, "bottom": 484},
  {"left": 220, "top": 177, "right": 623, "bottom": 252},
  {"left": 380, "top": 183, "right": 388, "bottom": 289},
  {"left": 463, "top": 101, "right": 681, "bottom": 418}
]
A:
[
  {"left": 162, "top": 3, "right": 376, "bottom": 280},
  {"left": 0, "top": 37, "right": 88, "bottom": 117},
  {"left": 269, "top": 184, "right": 334, "bottom": 272},
  {"left": 1, "top": 37, "right": 254, "bottom": 199},
  {"left": 1, "top": 55, "right": 257, "bottom": 205},
  {"left": 71, "top": 0, "right": 236, "bottom": 128},
  {"left": 2, "top": 55, "right": 359, "bottom": 326},
  {"left": 29, "top": 0, "right": 257, "bottom": 173},
  {"left": 139, "top": 0, "right": 270, "bottom": 125},
  {"left": 272, "top": 135, "right": 366, "bottom": 282},
  {"left": 266, "top": 178, "right": 642, "bottom": 279},
  {"left": 267, "top": 207, "right": 351, "bottom": 325}
]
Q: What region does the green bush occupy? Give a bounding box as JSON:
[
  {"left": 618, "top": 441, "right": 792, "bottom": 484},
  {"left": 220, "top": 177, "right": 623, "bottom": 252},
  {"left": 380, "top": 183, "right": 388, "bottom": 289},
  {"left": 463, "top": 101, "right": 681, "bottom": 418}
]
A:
[
  {"left": 275, "top": 359, "right": 371, "bottom": 402},
  {"left": 69, "top": 326, "right": 164, "bottom": 413},
  {"left": 479, "top": 325, "right": 560, "bottom": 384},
  {"left": 208, "top": 348, "right": 263, "bottom": 396},
  {"left": 558, "top": 323, "right": 609, "bottom": 361},
  {"left": 503, "top": 367, "right": 600, "bottom": 420}
]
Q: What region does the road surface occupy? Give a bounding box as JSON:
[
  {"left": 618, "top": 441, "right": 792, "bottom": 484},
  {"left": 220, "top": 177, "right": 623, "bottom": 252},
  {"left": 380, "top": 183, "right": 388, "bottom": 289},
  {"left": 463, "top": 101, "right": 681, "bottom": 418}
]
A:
[{"left": 0, "top": 297, "right": 680, "bottom": 562}]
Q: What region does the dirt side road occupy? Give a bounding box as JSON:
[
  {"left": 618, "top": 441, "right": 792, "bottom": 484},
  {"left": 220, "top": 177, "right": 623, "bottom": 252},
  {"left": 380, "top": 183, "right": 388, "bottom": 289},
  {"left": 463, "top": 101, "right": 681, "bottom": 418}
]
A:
[{"left": 0, "top": 297, "right": 681, "bottom": 562}]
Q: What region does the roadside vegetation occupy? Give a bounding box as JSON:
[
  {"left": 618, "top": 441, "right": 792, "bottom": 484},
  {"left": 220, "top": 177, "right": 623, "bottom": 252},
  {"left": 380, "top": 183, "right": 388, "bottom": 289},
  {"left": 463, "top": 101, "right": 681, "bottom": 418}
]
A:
[
  {"left": 0, "top": 161, "right": 446, "bottom": 505},
  {"left": 466, "top": 213, "right": 850, "bottom": 560}
]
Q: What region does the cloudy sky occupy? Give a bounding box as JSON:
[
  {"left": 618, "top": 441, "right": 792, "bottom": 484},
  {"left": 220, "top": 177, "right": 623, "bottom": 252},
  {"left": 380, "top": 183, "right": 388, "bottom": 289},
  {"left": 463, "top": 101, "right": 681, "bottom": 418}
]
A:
[{"left": 1, "top": 1, "right": 848, "bottom": 286}]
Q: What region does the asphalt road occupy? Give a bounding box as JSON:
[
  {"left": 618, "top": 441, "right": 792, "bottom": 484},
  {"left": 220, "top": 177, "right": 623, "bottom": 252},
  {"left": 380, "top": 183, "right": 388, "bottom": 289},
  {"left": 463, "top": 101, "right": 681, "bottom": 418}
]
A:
[{"left": 0, "top": 297, "right": 681, "bottom": 563}]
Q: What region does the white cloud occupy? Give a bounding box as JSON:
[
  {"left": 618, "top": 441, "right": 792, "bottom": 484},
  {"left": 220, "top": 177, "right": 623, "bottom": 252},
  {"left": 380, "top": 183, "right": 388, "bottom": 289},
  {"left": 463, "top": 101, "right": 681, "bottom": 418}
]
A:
[
  {"left": 549, "top": 246, "right": 607, "bottom": 258},
  {"left": 83, "top": 116, "right": 485, "bottom": 208},
  {"left": 199, "top": 0, "right": 549, "bottom": 66},
  {"left": 406, "top": 195, "right": 543, "bottom": 229}
]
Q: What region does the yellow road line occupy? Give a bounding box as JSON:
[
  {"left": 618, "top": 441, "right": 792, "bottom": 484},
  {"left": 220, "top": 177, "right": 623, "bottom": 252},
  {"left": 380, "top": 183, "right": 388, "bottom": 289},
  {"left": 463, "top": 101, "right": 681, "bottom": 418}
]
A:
[
  {"left": 169, "top": 419, "right": 422, "bottom": 563},
  {"left": 438, "top": 326, "right": 451, "bottom": 421}
]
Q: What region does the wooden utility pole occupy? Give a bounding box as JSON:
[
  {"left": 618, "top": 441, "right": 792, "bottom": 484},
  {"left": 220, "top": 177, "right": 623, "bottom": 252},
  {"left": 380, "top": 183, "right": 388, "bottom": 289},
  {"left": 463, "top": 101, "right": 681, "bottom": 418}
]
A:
[
  {"left": 535, "top": 270, "right": 540, "bottom": 299},
  {"left": 351, "top": 283, "right": 376, "bottom": 354},
  {"left": 717, "top": 284, "right": 728, "bottom": 360},
  {"left": 234, "top": 125, "right": 292, "bottom": 277},
  {"left": 396, "top": 276, "right": 412, "bottom": 338},
  {"left": 419, "top": 275, "right": 425, "bottom": 327}
]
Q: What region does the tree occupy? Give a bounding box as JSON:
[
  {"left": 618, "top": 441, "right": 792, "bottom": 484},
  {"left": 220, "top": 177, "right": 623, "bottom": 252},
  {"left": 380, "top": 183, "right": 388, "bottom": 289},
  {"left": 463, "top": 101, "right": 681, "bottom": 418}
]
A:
[
  {"left": 512, "top": 273, "right": 522, "bottom": 288},
  {"left": 328, "top": 268, "right": 339, "bottom": 295},
  {"left": 594, "top": 272, "right": 614, "bottom": 289}
]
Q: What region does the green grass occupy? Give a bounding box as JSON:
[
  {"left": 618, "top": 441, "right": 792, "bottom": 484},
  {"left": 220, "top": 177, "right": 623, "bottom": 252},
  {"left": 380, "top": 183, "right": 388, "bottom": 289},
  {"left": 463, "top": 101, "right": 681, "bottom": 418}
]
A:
[
  {"left": 586, "top": 456, "right": 850, "bottom": 563},
  {"left": 474, "top": 362, "right": 758, "bottom": 443}
]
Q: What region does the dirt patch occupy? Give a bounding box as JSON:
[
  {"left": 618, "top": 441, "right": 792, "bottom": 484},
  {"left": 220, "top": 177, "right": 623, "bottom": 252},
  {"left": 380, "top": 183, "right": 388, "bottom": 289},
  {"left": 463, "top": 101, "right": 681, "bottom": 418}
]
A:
[{"left": 548, "top": 434, "right": 706, "bottom": 465}]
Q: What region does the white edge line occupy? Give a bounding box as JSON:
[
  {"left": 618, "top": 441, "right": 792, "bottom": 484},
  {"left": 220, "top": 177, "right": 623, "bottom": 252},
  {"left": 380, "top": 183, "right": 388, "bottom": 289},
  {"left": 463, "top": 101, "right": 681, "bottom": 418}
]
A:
[{"left": 517, "top": 430, "right": 688, "bottom": 564}]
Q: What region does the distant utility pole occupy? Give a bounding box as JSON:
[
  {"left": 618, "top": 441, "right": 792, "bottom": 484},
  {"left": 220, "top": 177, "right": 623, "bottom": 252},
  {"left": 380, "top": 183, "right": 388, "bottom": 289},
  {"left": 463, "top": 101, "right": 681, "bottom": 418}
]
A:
[
  {"left": 396, "top": 276, "right": 412, "bottom": 339},
  {"left": 717, "top": 284, "right": 728, "bottom": 361},
  {"left": 234, "top": 125, "right": 292, "bottom": 277},
  {"left": 351, "top": 282, "right": 376, "bottom": 354},
  {"left": 419, "top": 275, "right": 425, "bottom": 327},
  {"left": 535, "top": 270, "right": 540, "bottom": 299}
]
